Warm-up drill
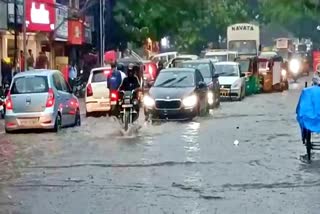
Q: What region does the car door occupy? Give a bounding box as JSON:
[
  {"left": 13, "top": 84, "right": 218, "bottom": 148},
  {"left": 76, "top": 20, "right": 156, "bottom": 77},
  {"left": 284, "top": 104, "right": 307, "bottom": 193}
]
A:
[
  {"left": 238, "top": 65, "right": 245, "bottom": 91},
  {"left": 195, "top": 70, "right": 207, "bottom": 111},
  {"left": 52, "top": 73, "right": 69, "bottom": 126},
  {"left": 58, "top": 74, "right": 75, "bottom": 125}
]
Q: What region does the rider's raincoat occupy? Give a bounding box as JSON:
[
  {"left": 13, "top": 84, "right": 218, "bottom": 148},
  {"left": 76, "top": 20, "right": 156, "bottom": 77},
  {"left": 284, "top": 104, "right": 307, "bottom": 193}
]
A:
[{"left": 296, "top": 85, "right": 320, "bottom": 133}]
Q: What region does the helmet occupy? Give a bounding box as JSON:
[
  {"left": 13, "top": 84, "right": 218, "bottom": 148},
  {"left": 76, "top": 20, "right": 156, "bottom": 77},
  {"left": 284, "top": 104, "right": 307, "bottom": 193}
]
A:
[
  {"left": 117, "top": 63, "right": 125, "bottom": 72},
  {"left": 104, "top": 50, "right": 117, "bottom": 65},
  {"left": 127, "top": 63, "right": 135, "bottom": 77}
]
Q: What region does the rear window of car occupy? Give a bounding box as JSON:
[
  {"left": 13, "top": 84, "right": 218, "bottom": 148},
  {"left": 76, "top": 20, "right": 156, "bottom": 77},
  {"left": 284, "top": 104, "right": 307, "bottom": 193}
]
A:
[
  {"left": 11, "top": 76, "right": 48, "bottom": 94},
  {"left": 92, "top": 70, "right": 108, "bottom": 83}
]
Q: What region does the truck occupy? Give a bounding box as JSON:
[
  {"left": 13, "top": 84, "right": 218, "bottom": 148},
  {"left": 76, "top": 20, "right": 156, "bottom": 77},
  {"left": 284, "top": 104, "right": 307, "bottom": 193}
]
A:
[{"left": 227, "top": 23, "right": 260, "bottom": 57}]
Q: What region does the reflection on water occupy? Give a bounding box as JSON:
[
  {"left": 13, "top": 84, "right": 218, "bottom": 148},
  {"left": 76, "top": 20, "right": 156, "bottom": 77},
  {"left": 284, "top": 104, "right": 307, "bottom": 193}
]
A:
[
  {"left": 182, "top": 122, "right": 203, "bottom": 214},
  {"left": 183, "top": 122, "right": 200, "bottom": 162}
]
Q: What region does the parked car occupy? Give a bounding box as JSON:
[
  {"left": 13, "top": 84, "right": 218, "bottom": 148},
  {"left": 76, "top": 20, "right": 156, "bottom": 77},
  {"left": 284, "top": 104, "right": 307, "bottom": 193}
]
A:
[
  {"left": 85, "top": 67, "right": 111, "bottom": 117},
  {"left": 214, "top": 62, "right": 246, "bottom": 101},
  {"left": 144, "top": 68, "right": 209, "bottom": 121},
  {"left": 5, "top": 70, "right": 81, "bottom": 133}
]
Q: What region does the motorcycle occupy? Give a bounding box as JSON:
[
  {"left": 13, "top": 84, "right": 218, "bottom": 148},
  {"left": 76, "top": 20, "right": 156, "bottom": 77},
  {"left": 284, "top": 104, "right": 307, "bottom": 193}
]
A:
[
  {"left": 289, "top": 58, "right": 301, "bottom": 82},
  {"left": 73, "top": 71, "right": 86, "bottom": 98},
  {"left": 118, "top": 90, "right": 139, "bottom": 131},
  {"left": 0, "top": 95, "right": 5, "bottom": 119}
]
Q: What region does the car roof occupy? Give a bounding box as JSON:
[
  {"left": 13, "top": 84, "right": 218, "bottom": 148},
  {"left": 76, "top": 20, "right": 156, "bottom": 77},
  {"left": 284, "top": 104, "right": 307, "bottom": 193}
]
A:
[
  {"left": 161, "top": 68, "right": 197, "bottom": 73},
  {"left": 182, "top": 59, "right": 211, "bottom": 64},
  {"left": 91, "top": 66, "right": 111, "bottom": 72},
  {"left": 205, "top": 52, "right": 228, "bottom": 55},
  {"left": 153, "top": 52, "right": 178, "bottom": 57},
  {"left": 14, "top": 69, "right": 59, "bottom": 77},
  {"left": 175, "top": 54, "right": 198, "bottom": 59},
  {"left": 214, "top": 61, "right": 239, "bottom": 66}
]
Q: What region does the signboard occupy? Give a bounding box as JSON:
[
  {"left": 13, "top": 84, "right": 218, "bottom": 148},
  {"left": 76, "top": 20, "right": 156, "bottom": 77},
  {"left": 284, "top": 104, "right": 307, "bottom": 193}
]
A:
[
  {"left": 276, "top": 39, "right": 288, "bottom": 49},
  {"left": 84, "top": 27, "right": 92, "bottom": 44},
  {"left": 55, "top": 3, "right": 68, "bottom": 40},
  {"left": 26, "top": 0, "right": 55, "bottom": 32},
  {"left": 313, "top": 51, "right": 320, "bottom": 72},
  {"left": 68, "top": 20, "right": 83, "bottom": 45},
  {"left": 8, "top": 0, "right": 23, "bottom": 24},
  {"left": 231, "top": 25, "right": 254, "bottom": 31},
  {"left": 0, "top": 1, "right": 8, "bottom": 30}
]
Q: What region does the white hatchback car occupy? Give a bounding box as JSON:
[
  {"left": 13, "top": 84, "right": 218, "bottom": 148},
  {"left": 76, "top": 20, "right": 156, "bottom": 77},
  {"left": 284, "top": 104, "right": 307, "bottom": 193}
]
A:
[
  {"left": 215, "top": 62, "right": 246, "bottom": 101},
  {"left": 85, "top": 67, "right": 112, "bottom": 116}
]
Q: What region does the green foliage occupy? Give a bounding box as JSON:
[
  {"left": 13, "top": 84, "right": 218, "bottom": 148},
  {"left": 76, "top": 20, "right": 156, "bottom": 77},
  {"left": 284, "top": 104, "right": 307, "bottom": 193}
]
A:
[{"left": 114, "top": 0, "right": 252, "bottom": 51}]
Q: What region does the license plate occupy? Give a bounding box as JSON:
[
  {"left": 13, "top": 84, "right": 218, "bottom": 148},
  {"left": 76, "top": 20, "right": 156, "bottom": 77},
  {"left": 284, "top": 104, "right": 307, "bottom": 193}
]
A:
[
  {"left": 100, "top": 102, "right": 108, "bottom": 107},
  {"left": 19, "top": 118, "right": 38, "bottom": 126},
  {"left": 122, "top": 104, "right": 133, "bottom": 108},
  {"left": 220, "top": 89, "right": 229, "bottom": 96},
  {"left": 124, "top": 99, "right": 131, "bottom": 104}
]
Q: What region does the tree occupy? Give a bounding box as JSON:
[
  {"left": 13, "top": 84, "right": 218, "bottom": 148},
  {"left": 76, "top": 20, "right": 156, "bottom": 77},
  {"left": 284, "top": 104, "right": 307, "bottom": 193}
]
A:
[{"left": 114, "top": 0, "right": 252, "bottom": 51}]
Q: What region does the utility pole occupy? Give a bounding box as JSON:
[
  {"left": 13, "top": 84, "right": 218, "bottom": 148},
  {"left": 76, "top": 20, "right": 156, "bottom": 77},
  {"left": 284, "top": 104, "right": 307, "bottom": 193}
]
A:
[
  {"left": 22, "top": 0, "right": 27, "bottom": 71},
  {"left": 13, "top": 0, "right": 18, "bottom": 72},
  {"left": 99, "top": 0, "right": 103, "bottom": 66}
]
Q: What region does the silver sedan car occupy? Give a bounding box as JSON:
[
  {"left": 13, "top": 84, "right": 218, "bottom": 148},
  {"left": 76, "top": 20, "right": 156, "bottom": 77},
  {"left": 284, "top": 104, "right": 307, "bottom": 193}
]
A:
[{"left": 4, "top": 70, "right": 81, "bottom": 133}]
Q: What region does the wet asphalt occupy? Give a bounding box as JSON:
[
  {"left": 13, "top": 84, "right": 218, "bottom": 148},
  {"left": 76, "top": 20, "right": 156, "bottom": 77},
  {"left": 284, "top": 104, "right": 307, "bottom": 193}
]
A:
[{"left": 0, "top": 76, "right": 320, "bottom": 214}]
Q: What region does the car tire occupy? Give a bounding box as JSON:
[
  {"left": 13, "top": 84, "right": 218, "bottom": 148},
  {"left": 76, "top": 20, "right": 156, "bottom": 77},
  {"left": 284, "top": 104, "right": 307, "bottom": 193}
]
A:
[
  {"left": 5, "top": 128, "right": 13, "bottom": 134},
  {"left": 74, "top": 109, "right": 81, "bottom": 127},
  {"left": 53, "top": 114, "right": 62, "bottom": 133},
  {"left": 85, "top": 111, "right": 91, "bottom": 117}
]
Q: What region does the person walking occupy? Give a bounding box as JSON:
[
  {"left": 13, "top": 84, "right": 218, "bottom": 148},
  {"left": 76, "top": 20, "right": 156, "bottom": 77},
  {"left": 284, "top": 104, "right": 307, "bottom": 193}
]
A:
[
  {"left": 26, "top": 49, "right": 34, "bottom": 70},
  {"left": 68, "top": 62, "right": 77, "bottom": 90},
  {"left": 35, "top": 51, "right": 49, "bottom": 69}
]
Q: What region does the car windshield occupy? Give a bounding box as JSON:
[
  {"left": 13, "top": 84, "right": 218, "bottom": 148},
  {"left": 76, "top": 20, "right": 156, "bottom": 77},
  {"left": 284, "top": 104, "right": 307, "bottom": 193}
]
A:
[
  {"left": 229, "top": 40, "right": 257, "bottom": 55},
  {"left": 173, "top": 58, "right": 191, "bottom": 67},
  {"left": 154, "top": 70, "right": 195, "bottom": 87},
  {"left": 215, "top": 64, "right": 239, "bottom": 76},
  {"left": 205, "top": 54, "right": 227, "bottom": 62},
  {"left": 182, "top": 63, "right": 211, "bottom": 78},
  {"left": 92, "top": 70, "right": 108, "bottom": 82},
  {"left": 11, "top": 76, "right": 48, "bottom": 94}
]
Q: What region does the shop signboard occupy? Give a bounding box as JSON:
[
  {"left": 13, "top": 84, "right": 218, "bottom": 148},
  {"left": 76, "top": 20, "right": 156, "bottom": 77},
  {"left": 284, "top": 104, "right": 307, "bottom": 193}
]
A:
[
  {"left": 55, "top": 3, "right": 68, "bottom": 40},
  {"left": 68, "top": 20, "right": 83, "bottom": 45},
  {"left": 26, "top": 0, "right": 55, "bottom": 32},
  {"left": 0, "top": 1, "right": 8, "bottom": 30},
  {"left": 8, "top": 0, "right": 23, "bottom": 24}
]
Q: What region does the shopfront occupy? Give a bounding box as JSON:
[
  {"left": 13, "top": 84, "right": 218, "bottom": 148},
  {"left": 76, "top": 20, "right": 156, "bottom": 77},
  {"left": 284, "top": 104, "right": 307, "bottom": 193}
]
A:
[{"left": 54, "top": 3, "right": 68, "bottom": 71}]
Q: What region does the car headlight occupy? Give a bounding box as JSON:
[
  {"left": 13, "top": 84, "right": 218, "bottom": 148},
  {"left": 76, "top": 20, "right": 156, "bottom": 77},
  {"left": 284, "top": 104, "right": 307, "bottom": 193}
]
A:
[
  {"left": 143, "top": 95, "right": 155, "bottom": 107},
  {"left": 207, "top": 91, "right": 214, "bottom": 105},
  {"left": 289, "top": 59, "right": 300, "bottom": 73},
  {"left": 182, "top": 95, "right": 198, "bottom": 107},
  {"left": 281, "top": 69, "right": 287, "bottom": 77}
]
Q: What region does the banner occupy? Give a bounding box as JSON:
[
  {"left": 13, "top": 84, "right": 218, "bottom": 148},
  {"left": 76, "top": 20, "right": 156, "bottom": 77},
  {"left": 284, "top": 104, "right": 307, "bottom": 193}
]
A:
[
  {"left": 313, "top": 51, "right": 320, "bottom": 73},
  {"left": 26, "top": 0, "right": 55, "bottom": 32},
  {"left": 55, "top": 3, "right": 68, "bottom": 40},
  {"left": 0, "top": 1, "right": 8, "bottom": 30},
  {"left": 68, "top": 20, "right": 83, "bottom": 45}
]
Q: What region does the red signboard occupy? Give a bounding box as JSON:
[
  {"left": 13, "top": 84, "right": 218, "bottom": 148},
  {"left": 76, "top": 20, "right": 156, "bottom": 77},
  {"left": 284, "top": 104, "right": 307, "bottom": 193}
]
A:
[
  {"left": 26, "top": 0, "right": 55, "bottom": 32},
  {"left": 313, "top": 51, "right": 320, "bottom": 73},
  {"left": 68, "top": 20, "right": 83, "bottom": 45}
]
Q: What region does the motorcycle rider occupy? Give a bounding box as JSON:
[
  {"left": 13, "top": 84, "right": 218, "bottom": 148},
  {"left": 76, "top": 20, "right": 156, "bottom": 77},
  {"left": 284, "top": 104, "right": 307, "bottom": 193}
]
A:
[
  {"left": 120, "top": 63, "right": 141, "bottom": 121},
  {"left": 105, "top": 50, "right": 123, "bottom": 116}
]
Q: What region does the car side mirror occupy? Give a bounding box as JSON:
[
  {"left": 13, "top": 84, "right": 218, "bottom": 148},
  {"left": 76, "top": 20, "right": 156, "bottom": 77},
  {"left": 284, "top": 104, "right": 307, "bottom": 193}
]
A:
[
  {"left": 198, "top": 81, "right": 206, "bottom": 89},
  {"left": 240, "top": 73, "right": 245, "bottom": 77},
  {"left": 213, "top": 74, "right": 219, "bottom": 78}
]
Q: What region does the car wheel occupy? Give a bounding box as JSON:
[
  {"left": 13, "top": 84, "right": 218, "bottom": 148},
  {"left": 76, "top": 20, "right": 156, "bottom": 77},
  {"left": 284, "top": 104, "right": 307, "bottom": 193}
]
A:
[
  {"left": 5, "top": 128, "right": 13, "bottom": 134},
  {"left": 53, "top": 114, "right": 62, "bottom": 133},
  {"left": 74, "top": 109, "right": 81, "bottom": 127},
  {"left": 215, "top": 92, "right": 220, "bottom": 108},
  {"left": 86, "top": 111, "right": 91, "bottom": 117}
]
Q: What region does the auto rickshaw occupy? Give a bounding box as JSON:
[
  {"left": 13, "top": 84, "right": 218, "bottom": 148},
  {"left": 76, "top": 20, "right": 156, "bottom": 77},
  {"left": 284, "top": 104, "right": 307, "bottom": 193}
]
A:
[
  {"left": 259, "top": 56, "right": 288, "bottom": 92},
  {"left": 235, "top": 56, "right": 260, "bottom": 96}
]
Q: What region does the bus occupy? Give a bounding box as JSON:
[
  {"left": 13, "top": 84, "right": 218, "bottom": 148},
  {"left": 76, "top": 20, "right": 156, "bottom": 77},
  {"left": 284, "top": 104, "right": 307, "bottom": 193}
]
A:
[{"left": 227, "top": 23, "right": 260, "bottom": 57}]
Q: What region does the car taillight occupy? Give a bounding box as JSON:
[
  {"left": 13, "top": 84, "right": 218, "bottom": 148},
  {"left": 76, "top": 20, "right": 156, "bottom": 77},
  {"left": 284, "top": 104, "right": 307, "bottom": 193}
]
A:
[
  {"left": 46, "top": 88, "right": 55, "bottom": 108},
  {"left": 87, "top": 84, "right": 93, "bottom": 96},
  {"left": 110, "top": 90, "right": 118, "bottom": 101},
  {"left": 5, "top": 92, "right": 13, "bottom": 110}
]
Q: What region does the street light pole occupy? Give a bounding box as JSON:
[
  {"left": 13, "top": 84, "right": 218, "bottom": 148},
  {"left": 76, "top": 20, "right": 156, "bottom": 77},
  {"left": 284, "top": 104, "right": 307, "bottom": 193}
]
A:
[
  {"left": 99, "top": 0, "right": 103, "bottom": 66},
  {"left": 22, "top": 0, "right": 27, "bottom": 70}
]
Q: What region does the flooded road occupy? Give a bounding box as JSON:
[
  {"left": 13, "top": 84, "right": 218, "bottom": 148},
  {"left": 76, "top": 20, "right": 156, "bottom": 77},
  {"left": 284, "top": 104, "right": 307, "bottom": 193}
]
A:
[{"left": 1, "top": 77, "right": 320, "bottom": 213}]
